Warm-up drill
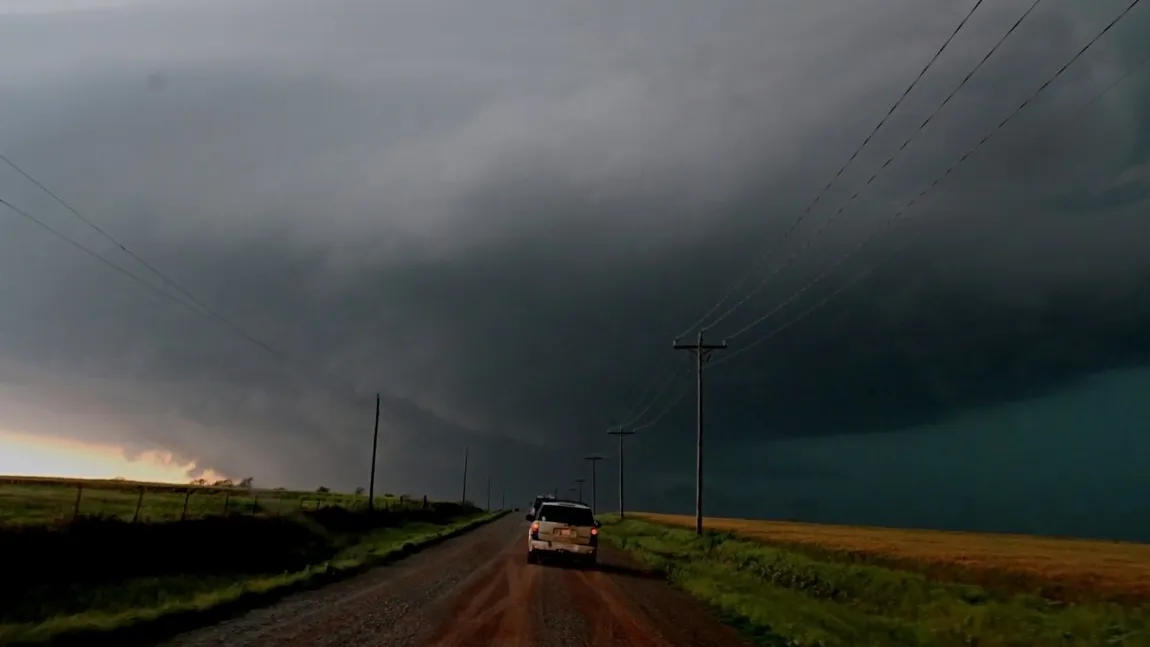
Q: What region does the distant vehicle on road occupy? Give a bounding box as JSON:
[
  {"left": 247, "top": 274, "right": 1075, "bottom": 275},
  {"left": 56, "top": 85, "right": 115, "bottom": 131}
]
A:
[
  {"left": 525, "top": 500, "right": 600, "bottom": 567},
  {"left": 528, "top": 493, "right": 555, "bottom": 519}
]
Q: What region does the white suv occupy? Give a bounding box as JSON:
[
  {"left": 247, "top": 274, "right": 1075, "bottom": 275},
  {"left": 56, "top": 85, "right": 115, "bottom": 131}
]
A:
[{"left": 526, "top": 500, "right": 600, "bottom": 567}]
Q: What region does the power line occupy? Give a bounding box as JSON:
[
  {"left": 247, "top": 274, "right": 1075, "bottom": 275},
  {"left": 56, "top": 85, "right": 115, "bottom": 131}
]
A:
[
  {"left": 703, "top": 0, "right": 1045, "bottom": 334},
  {"left": 0, "top": 153, "right": 212, "bottom": 316},
  {"left": 672, "top": 332, "right": 726, "bottom": 535},
  {"left": 1, "top": 197, "right": 211, "bottom": 316},
  {"left": 614, "top": 365, "right": 681, "bottom": 429},
  {"left": 0, "top": 164, "right": 370, "bottom": 405},
  {"left": 606, "top": 427, "right": 636, "bottom": 518},
  {"left": 712, "top": 5, "right": 1148, "bottom": 364},
  {"left": 673, "top": 0, "right": 989, "bottom": 340},
  {"left": 613, "top": 362, "right": 677, "bottom": 427},
  {"left": 711, "top": 229, "right": 920, "bottom": 370},
  {"left": 632, "top": 382, "right": 691, "bottom": 432}
]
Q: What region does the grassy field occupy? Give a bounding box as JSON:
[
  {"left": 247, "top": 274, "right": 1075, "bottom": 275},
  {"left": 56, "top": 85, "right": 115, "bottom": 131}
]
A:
[
  {"left": 600, "top": 514, "right": 1150, "bottom": 647},
  {"left": 0, "top": 475, "right": 422, "bottom": 525},
  {"left": 0, "top": 501, "right": 504, "bottom": 645},
  {"left": 0, "top": 474, "right": 499, "bottom": 646},
  {"left": 639, "top": 512, "right": 1150, "bottom": 605}
]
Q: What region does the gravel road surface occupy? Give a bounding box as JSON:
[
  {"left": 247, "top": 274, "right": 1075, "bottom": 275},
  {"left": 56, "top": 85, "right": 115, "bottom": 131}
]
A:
[{"left": 158, "top": 514, "right": 755, "bottom": 647}]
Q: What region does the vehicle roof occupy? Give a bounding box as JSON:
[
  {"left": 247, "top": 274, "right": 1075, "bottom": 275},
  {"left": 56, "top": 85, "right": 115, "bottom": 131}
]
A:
[{"left": 539, "top": 500, "right": 592, "bottom": 510}]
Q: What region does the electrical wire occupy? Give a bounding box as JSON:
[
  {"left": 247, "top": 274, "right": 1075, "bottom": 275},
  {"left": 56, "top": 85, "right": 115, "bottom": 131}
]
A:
[
  {"left": 0, "top": 195, "right": 371, "bottom": 406},
  {"left": 712, "top": 11, "right": 1149, "bottom": 364},
  {"left": 702, "top": 0, "right": 1046, "bottom": 333},
  {"left": 631, "top": 381, "right": 692, "bottom": 432},
  {"left": 0, "top": 154, "right": 210, "bottom": 315},
  {"left": 1, "top": 197, "right": 207, "bottom": 315},
  {"left": 614, "top": 365, "right": 683, "bottom": 430},
  {"left": 672, "top": 0, "right": 989, "bottom": 340}
]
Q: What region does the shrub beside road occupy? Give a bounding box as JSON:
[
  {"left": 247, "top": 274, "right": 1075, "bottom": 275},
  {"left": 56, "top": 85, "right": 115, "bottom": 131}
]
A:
[{"left": 600, "top": 514, "right": 1150, "bottom": 647}]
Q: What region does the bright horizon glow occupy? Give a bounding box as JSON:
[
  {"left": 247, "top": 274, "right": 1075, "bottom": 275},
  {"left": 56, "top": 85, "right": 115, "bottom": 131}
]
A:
[{"left": 0, "top": 428, "right": 229, "bottom": 484}]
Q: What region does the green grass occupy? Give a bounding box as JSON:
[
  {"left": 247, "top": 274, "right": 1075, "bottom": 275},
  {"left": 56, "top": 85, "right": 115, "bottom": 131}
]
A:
[
  {"left": 0, "top": 477, "right": 420, "bottom": 525},
  {"left": 0, "top": 504, "right": 507, "bottom": 646},
  {"left": 599, "top": 516, "right": 1150, "bottom": 647}
]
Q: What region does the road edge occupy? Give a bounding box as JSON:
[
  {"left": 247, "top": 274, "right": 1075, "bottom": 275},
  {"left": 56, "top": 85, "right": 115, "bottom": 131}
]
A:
[{"left": 10, "top": 510, "right": 510, "bottom": 647}]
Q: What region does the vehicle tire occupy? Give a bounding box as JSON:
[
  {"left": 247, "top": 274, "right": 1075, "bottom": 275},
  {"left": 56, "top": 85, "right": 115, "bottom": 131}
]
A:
[{"left": 526, "top": 550, "right": 536, "bottom": 564}]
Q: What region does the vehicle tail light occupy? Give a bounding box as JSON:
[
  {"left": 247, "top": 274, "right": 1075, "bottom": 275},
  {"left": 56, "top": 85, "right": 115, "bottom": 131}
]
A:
[
  {"left": 530, "top": 521, "right": 540, "bottom": 540},
  {"left": 590, "top": 527, "right": 598, "bottom": 536},
  {"left": 590, "top": 526, "right": 599, "bottom": 545}
]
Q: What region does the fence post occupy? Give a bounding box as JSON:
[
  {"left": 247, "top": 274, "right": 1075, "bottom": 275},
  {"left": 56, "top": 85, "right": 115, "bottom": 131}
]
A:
[
  {"left": 72, "top": 485, "right": 83, "bottom": 520},
  {"left": 315, "top": 498, "right": 320, "bottom": 511},
  {"left": 423, "top": 495, "right": 428, "bottom": 509},
  {"left": 223, "top": 491, "right": 230, "bottom": 516},
  {"left": 252, "top": 496, "right": 258, "bottom": 516},
  {"left": 181, "top": 490, "right": 191, "bottom": 521},
  {"left": 133, "top": 488, "right": 145, "bottom": 523}
]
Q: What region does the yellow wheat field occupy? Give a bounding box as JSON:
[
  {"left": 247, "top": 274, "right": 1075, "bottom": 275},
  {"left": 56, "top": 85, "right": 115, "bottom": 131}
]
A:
[{"left": 637, "top": 512, "right": 1150, "bottom": 603}]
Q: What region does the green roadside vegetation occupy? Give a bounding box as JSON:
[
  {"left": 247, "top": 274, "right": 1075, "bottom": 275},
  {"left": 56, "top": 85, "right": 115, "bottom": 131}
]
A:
[
  {"left": 0, "top": 503, "right": 507, "bottom": 646},
  {"left": 598, "top": 516, "right": 1150, "bottom": 647},
  {"left": 0, "top": 476, "right": 415, "bottom": 525}
]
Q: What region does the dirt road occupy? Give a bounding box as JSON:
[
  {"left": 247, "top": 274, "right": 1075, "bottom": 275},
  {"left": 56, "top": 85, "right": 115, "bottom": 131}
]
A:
[{"left": 158, "top": 514, "right": 754, "bottom": 647}]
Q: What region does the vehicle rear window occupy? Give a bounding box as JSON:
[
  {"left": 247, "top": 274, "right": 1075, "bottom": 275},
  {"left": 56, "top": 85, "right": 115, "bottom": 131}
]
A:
[{"left": 538, "top": 504, "right": 594, "bottom": 526}]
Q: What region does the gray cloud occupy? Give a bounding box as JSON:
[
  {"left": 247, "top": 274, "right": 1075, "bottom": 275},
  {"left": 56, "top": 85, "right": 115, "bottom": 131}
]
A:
[{"left": 1, "top": 0, "right": 1149, "bottom": 537}]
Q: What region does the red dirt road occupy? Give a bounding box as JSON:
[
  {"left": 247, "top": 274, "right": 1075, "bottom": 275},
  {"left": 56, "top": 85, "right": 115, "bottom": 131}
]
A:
[{"left": 158, "top": 514, "right": 754, "bottom": 647}]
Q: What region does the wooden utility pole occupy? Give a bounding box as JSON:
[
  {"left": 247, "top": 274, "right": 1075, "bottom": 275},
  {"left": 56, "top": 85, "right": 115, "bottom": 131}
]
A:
[
  {"left": 583, "top": 455, "right": 604, "bottom": 515},
  {"left": 368, "top": 393, "right": 381, "bottom": 511},
  {"left": 607, "top": 427, "right": 636, "bottom": 518},
  {"left": 461, "top": 446, "right": 469, "bottom": 504},
  {"left": 574, "top": 477, "right": 586, "bottom": 503},
  {"left": 673, "top": 329, "right": 726, "bottom": 536}
]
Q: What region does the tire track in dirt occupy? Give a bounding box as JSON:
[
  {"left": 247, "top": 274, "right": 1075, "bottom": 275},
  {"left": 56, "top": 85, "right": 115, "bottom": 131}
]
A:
[
  {"left": 160, "top": 514, "right": 756, "bottom": 647},
  {"left": 159, "top": 516, "right": 516, "bottom": 647},
  {"left": 269, "top": 521, "right": 513, "bottom": 647},
  {"left": 414, "top": 535, "right": 526, "bottom": 647},
  {"left": 547, "top": 565, "right": 674, "bottom": 647},
  {"left": 413, "top": 527, "right": 545, "bottom": 647}
]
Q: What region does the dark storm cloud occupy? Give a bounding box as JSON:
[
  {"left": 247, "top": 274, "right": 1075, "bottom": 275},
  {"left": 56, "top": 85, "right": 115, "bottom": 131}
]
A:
[{"left": 2, "top": 0, "right": 1149, "bottom": 534}]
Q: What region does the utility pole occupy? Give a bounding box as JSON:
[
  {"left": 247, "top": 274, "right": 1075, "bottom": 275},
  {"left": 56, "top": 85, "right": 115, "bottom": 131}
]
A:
[
  {"left": 368, "top": 393, "right": 380, "bottom": 511},
  {"left": 486, "top": 476, "right": 491, "bottom": 511},
  {"left": 501, "top": 491, "right": 505, "bottom": 510},
  {"left": 673, "top": 329, "right": 726, "bottom": 536},
  {"left": 461, "top": 446, "right": 469, "bottom": 504},
  {"left": 584, "top": 454, "right": 604, "bottom": 515},
  {"left": 607, "top": 427, "right": 636, "bottom": 518},
  {"left": 574, "top": 477, "right": 586, "bottom": 503}
]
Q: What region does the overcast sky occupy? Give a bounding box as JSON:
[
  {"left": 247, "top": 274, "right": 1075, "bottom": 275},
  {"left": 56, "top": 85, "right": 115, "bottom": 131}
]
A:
[{"left": 1, "top": 0, "right": 1148, "bottom": 540}]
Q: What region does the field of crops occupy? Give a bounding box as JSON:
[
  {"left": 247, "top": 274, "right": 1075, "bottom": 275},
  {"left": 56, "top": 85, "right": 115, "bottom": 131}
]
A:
[
  {"left": 603, "top": 515, "right": 1150, "bottom": 646},
  {"left": 0, "top": 475, "right": 422, "bottom": 526},
  {"left": 637, "top": 512, "right": 1150, "bottom": 603}
]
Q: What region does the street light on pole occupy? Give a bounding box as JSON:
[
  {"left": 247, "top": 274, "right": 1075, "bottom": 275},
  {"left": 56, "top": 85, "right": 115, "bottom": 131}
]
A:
[{"left": 583, "top": 454, "right": 604, "bottom": 515}]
